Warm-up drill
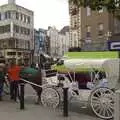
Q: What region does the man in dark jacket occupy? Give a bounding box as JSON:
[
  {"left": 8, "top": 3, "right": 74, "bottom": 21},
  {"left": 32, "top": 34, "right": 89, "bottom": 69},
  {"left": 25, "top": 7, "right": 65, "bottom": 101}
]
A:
[{"left": 0, "top": 65, "right": 5, "bottom": 101}]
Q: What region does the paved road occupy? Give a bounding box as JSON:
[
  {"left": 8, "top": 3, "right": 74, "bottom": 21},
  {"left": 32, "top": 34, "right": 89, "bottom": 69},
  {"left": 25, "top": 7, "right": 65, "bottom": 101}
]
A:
[{"left": 0, "top": 84, "right": 103, "bottom": 120}]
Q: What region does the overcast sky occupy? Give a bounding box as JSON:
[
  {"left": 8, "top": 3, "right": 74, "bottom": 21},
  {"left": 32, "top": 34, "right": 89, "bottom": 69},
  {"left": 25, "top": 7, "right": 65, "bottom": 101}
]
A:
[{"left": 0, "top": 0, "right": 70, "bottom": 30}]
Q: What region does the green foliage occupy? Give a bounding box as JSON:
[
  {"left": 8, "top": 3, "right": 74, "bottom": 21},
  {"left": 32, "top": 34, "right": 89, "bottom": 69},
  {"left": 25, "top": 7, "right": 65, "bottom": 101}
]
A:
[{"left": 69, "top": 0, "right": 120, "bottom": 13}]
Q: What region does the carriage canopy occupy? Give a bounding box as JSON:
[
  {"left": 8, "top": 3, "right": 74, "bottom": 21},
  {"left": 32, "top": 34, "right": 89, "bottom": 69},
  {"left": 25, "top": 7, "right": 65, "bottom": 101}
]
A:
[{"left": 64, "top": 58, "right": 120, "bottom": 89}]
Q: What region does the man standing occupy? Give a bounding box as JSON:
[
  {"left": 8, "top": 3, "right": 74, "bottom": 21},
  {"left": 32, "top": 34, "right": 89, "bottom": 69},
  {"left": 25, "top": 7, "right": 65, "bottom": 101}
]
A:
[
  {"left": 0, "top": 65, "right": 5, "bottom": 101},
  {"left": 8, "top": 60, "right": 21, "bottom": 101}
]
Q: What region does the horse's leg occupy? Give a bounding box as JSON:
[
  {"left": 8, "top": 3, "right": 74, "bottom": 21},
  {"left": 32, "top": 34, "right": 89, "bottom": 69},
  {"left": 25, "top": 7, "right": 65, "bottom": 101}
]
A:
[{"left": 35, "top": 88, "right": 42, "bottom": 105}]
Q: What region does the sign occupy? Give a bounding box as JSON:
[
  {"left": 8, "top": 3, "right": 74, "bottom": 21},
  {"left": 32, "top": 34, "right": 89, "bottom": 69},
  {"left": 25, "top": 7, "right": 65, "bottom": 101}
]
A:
[{"left": 108, "top": 40, "right": 120, "bottom": 51}]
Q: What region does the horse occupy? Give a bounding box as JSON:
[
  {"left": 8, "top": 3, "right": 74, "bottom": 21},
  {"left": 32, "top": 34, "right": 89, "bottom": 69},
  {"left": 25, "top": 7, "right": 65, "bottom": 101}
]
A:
[{"left": 20, "top": 66, "right": 43, "bottom": 104}]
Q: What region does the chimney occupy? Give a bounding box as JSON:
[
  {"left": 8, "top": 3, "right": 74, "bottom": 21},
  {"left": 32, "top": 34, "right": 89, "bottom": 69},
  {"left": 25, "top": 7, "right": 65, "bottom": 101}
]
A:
[{"left": 8, "top": 0, "right": 16, "bottom": 4}]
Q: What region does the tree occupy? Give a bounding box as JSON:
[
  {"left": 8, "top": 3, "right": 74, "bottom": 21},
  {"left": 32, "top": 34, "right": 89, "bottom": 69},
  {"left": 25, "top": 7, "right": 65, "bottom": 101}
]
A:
[{"left": 69, "top": 0, "right": 120, "bottom": 13}]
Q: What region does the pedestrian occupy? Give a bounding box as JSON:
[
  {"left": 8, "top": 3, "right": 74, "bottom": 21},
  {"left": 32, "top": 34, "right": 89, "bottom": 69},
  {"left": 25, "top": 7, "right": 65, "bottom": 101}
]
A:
[
  {"left": 0, "top": 65, "right": 5, "bottom": 101},
  {"left": 8, "top": 60, "right": 21, "bottom": 102}
]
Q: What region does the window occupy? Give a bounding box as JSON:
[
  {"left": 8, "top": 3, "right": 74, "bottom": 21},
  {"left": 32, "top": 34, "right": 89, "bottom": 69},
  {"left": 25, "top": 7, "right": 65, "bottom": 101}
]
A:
[
  {"left": 27, "top": 16, "right": 30, "bottom": 24},
  {"left": 87, "top": 7, "right": 91, "bottom": 16},
  {"left": 0, "top": 24, "right": 10, "bottom": 34},
  {"left": 18, "top": 52, "right": 22, "bottom": 56},
  {"left": 24, "top": 15, "right": 26, "bottom": 23},
  {"left": 20, "top": 14, "right": 23, "bottom": 21},
  {"left": 8, "top": 39, "right": 15, "bottom": 48},
  {"left": 5, "top": 11, "right": 11, "bottom": 19},
  {"left": 16, "top": 12, "right": 19, "bottom": 20},
  {"left": 7, "top": 52, "right": 16, "bottom": 55},
  {"left": 0, "top": 26, "right": 4, "bottom": 34},
  {"left": 20, "top": 27, "right": 24, "bottom": 34},
  {"left": 14, "top": 24, "right": 30, "bottom": 35},
  {"left": 71, "top": 8, "right": 78, "bottom": 16},
  {"left": 4, "top": 24, "right": 10, "bottom": 32},
  {"left": 26, "top": 29, "right": 30, "bottom": 35},
  {"left": 86, "top": 25, "right": 91, "bottom": 37},
  {"left": 98, "top": 23, "right": 104, "bottom": 36},
  {"left": 114, "top": 18, "right": 120, "bottom": 33},
  {"left": 8, "top": 11, "right": 11, "bottom": 19},
  {"left": 5, "top": 12, "right": 7, "bottom": 19},
  {"left": 14, "top": 25, "right": 19, "bottom": 33}
]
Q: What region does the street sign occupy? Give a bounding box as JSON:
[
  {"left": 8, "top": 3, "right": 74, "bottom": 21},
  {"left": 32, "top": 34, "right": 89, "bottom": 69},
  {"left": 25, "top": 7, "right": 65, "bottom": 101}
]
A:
[{"left": 108, "top": 40, "right": 120, "bottom": 51}]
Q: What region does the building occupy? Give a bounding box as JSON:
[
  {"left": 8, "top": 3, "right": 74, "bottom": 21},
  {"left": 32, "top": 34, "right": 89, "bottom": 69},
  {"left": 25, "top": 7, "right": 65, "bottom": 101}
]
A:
[
  {"left": 34, "top": 28, "right": 46, "bottom": 63},
  {"left": 45, "top": 34, "right": 50, "bottom": 55},
  {"left": 0, "top": 0, "right": 34, "bottom": 64},
  {"left": 69, "top": 2, "right": 120, "bottom": 51},
  {"left": 47, "top": 26, "right": 70, "bottom": 57},
  {"left": 47, "top": 26, "right": 59, "bottom": 57},
  {"left": 69, "top": 4, "right": 80, "bottom": 48},
  {"left": 59, "top": 26, "right": 70, "bottom": 56}
]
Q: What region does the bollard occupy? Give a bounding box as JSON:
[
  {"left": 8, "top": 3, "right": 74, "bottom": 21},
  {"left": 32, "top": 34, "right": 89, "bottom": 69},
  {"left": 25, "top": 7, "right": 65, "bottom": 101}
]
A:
[
  {"left": 63, "top": 87, "right": 68, "bottom": 117},
  {"left": 20, "top": 83, "right": 25, "bottom": 110}
]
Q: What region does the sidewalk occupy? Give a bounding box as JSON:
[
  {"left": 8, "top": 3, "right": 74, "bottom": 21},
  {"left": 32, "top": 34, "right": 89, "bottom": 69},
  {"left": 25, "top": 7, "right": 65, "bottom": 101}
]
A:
[
  {"left": 0, "top": 97, "right": 102, "bottom": 120},
  {"left": 0, "top": 85, "right": 102, "bottom": 120}
]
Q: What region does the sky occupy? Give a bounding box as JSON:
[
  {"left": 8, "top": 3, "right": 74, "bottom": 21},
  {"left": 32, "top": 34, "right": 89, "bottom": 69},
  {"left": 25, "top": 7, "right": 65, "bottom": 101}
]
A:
[{"left": 0, "top": 0, "right": 70, "bottom": 30}]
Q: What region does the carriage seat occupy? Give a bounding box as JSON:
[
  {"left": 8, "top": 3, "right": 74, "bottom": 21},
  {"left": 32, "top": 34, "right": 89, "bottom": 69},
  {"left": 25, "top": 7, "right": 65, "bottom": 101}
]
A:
[
  {"left": 45, "top": 69, "right": 57, "bottom": 77},
  {"left": 42, "top": 69, "right": 58, "bottom": 85}
]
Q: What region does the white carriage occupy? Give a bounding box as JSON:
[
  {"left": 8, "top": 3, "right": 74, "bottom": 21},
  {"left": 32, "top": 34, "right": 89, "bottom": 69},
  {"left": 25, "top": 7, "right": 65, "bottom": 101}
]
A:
[{"left": 41, "top": 58, "right": 120, "bottom": 119}]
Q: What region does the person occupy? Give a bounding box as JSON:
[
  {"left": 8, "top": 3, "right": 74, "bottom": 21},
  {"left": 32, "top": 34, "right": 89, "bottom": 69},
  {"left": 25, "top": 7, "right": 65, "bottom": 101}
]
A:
[
  {"left": 8, "top": 60, "right": 21, "bottom": 101},
  {"left": 0, "top": 65, "right": 5, "bottom": 101}
]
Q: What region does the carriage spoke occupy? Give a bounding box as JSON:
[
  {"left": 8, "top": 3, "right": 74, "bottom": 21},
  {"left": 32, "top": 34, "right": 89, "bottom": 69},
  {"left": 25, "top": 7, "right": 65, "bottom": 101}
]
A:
[
  {"left": 108, "top": 107, "right": 113, "bottom": 115},
  {"left": 109, "top": 102, "right": 114, "bottom": 109},
  {"left": 92, "top": 99, "right": 100, "bottom": 105},
  {"left": 102, "top": 106, "right": 106, "bottom": 117},
  {"left": 105, "top": 107, "right": 113, "bottom": 117},
  {"left": 98, "top": 106, "right": 104, "bottom": 115},
  {"left": 92, "top": 96, "right": 100, "bottom": 101}
]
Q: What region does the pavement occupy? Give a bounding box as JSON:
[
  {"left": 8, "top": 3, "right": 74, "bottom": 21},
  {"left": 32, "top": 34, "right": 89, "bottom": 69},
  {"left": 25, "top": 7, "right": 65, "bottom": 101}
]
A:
[{"left": 0, "top": 84, "right": 103, "bottom": 120}]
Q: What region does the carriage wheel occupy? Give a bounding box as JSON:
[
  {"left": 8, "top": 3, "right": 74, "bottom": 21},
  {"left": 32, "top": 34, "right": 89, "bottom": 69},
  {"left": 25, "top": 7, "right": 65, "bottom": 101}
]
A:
[
  {"left": 89, "top": 87, "right": 114, "bottom": 119},
  {"left": 41, "top": 87, "right": 60, "bottom": 108}
]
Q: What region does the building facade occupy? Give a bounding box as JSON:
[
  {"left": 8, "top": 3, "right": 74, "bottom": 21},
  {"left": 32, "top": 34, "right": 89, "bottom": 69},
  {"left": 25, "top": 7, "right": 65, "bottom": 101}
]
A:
[
  {"left": 0, "top": 0, "right": 34, "bottom": 64},
  {"left": 47, "top": 26, "right": 70, "bottom": 57},
  {"left": 34, "top": 28, "right": 46, "bottom": 63},
  {"left": 59, "top": 26, "right": 70, "bottom": 57},
  {"left": 47, "top": 26, "right": 59, "bottom": 57},
  {"left": 69, "top": 2, "right": 120, "bottom": 51}
]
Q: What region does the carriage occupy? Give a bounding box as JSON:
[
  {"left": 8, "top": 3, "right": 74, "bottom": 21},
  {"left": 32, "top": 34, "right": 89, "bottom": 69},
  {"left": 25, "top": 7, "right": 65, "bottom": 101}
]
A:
[{"left": 40, "top": 56, "right": 120, "bottom": 119}]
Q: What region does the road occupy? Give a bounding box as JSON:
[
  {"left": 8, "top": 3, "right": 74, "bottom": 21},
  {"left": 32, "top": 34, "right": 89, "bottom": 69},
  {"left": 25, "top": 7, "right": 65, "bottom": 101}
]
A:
[{"left": 0, "top": 84, "right": 103, "bottom": 120}]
